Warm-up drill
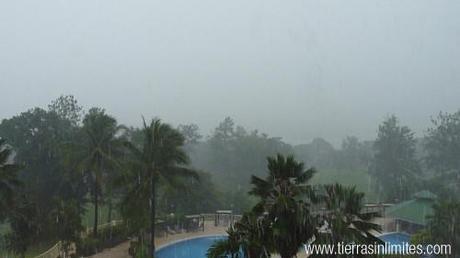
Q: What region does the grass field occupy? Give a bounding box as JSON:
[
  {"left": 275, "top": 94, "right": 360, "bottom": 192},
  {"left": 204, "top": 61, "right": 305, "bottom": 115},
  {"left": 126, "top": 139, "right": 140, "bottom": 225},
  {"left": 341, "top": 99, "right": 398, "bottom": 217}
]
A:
[
  {"left": 82, "top": 203, "right": 120, "bottom": 230},
  {"left": 311, "top": 168, "right": 378, "bottom": 202}
]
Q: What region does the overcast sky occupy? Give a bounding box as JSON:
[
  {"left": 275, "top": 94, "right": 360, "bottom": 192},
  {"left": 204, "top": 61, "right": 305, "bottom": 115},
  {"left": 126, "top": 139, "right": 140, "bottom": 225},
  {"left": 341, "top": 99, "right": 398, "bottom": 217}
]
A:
[{"left": 1, "top": 0, "right": 459, "bottom": 145}]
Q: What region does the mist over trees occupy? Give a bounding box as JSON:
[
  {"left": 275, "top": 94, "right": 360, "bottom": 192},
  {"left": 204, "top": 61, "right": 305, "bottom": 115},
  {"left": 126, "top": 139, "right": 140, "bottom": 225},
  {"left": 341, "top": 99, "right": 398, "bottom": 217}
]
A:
[
  {"left": 185, "top": 117, "right": 373, "bottom": 189},
  {"left": 1, "top": 95, "right": 460, "bottom": 256},
  {"left": 182, "top": 113, "right": 460, "bottom": 205},
  {"left": 181, "top": 117, "right": 375, "bottom": 210},
  {"left": 187, "top": 117, "right": 292, "bottom": 189}
]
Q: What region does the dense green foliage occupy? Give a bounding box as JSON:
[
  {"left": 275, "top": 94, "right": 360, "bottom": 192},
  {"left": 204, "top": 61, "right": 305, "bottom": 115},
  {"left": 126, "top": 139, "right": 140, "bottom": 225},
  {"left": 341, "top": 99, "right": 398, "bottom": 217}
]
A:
[
  {"left": 0, "top": 102, "right": 88, "bottom": 257},
  {"left": 370, "top": 115, "right": 420, "bottom": 202},
  {"left": 0, "top": 97, "right": 215, "bottom": 257}
]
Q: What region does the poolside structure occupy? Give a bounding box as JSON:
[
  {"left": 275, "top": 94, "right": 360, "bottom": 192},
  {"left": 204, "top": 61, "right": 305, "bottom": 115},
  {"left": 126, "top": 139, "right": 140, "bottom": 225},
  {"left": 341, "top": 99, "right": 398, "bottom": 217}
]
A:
[
  {"left": 385, "top": 190, "right": 437, "bottom": 234},
  {"left": 214, "top": 210, "right": 233, "bottom": 227},
  {"left": 184, "top": 214, "right": 205, "bottom": 232}
]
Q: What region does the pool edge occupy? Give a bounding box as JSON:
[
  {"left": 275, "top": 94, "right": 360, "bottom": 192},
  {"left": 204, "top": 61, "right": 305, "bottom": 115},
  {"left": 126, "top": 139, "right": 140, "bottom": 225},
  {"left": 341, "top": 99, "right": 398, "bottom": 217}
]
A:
[{"left": 156, "top": 233, "right": 228, "bottom": 252}]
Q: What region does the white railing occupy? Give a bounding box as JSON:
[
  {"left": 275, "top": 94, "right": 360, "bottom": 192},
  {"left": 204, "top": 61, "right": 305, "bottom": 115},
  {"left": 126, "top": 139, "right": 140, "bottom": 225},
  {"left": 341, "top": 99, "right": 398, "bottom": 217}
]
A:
[
  {"left": 32, "top": 213, "right": 239, "bottom": 258},
  {"left": 34, "top": 241, "right": 61, "bottom": 258}
]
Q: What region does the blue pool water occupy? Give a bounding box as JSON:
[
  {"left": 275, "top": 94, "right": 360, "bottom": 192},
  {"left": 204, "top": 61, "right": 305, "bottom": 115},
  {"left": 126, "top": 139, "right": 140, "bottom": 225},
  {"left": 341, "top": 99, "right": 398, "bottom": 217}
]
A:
[
  {"left": 378, "top": 232, "right": 412, "bottom": 254},
  {"left": 155, "top": 233, "right": 411, "bottom": 258},
  {"left": 379, "top": 232, "right": 411, "bottom": 246},
  {"left": 155, "top": 235, "right": 227, "bottom": 258}
]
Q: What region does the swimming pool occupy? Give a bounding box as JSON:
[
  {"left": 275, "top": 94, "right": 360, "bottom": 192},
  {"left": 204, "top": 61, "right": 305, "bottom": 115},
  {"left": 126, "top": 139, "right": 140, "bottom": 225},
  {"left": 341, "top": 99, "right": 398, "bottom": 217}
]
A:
[
  {"left": 155, "top": 233, "right": 412, "bottom": 258},
  {"left": 378, "top": 232, "right": 412, "bottom": 254},
  {"left": 155, "top": 235, "right": 227, "bottom": 258},
  {"left": 378, "top": 232, "right": 411, "bottom": 246}
]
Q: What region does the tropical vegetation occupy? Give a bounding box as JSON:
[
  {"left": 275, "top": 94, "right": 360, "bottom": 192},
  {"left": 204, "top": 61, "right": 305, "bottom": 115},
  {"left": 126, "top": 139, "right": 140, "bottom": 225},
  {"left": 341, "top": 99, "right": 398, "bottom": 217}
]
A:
[
  {"left": 207, "top": 155, "right": 382, "bottom": 258},
  {"left": 121, "top": 118, "right": 198, "bottom": 255},
  {"left": 0, "top": 95, "right": 459, "bottom": 257}
]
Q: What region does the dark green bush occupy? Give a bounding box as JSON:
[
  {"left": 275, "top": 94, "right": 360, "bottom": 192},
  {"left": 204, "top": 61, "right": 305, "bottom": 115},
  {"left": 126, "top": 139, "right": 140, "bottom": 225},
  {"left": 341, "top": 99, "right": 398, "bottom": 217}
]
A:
[
  {"left": 76, "top": 237, "right": 101, "bottom": 256},
  {"left": 76, "top": 223, "right": 130, "bottom": 256}
]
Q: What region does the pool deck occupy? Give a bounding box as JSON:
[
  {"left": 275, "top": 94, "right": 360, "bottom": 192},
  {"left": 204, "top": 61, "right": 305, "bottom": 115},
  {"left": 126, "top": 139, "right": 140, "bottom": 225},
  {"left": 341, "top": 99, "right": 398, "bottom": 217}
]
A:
[
  {"left": 90, "top": 217, "right": 391, "bottom": 258},
  {"left": 88, "top": 221, "right": 228, "bottom": 258},
  {"left": 87, "top": 218, "right": 393, "bottom": 258}
]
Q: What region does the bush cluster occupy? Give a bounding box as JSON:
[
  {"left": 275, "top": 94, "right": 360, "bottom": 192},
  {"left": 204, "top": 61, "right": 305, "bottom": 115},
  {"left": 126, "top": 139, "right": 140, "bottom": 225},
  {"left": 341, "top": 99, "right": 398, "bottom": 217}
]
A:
[{"left": 76, "top": 223, "right": 130, "bottom": 256}]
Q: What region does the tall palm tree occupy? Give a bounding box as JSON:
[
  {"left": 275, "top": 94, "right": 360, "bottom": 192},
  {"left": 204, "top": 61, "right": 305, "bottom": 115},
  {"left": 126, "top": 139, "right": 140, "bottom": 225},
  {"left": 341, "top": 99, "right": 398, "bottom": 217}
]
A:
[
  {"left": 314, "top": 183, "right": 382, "bottom": 254},
  {"left": 0, "top": 138, "right": 21, "bottom": 220},
  {"left": 249, "top": 154, "right": 317, "bottom": 258},
  {"left": 124, "top": 118, "right": 198, "bottom": 255},
  {"left": 73, "top": 108, "right": 124, "bottom": 236}
]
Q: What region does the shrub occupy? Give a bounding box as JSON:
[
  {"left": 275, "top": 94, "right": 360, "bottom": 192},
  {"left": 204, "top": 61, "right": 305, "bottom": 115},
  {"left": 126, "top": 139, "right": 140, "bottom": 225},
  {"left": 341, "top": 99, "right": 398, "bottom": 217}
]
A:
[
  {"left": 76, "top": 222, "right": 130, "bottom": 256},
  {"left": 76, "top": 237, "right": 101, "bottom": 256}
]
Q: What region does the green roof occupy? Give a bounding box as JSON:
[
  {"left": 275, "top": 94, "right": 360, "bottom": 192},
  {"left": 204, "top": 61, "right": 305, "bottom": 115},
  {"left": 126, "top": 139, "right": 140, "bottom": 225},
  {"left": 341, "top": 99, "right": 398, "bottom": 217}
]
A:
[{"left": 386, "top": 191, "right": 437, "bottom": 226}]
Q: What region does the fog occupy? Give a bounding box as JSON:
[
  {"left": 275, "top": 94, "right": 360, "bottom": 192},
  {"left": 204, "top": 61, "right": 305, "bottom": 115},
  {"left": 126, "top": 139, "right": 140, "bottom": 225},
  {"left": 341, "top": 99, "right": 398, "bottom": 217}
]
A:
[{"left": 1, "top": 0, "right": 459, "bottom": 145}]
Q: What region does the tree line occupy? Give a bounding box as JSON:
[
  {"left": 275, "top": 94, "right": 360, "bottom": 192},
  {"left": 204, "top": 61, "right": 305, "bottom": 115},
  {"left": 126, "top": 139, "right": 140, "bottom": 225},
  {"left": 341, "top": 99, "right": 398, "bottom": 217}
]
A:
[
  {"left": 1, "top": 95, "right": 459, "bottom": 257},
  {"left": 183, "top": 113, "right": 460, "bottom": 203}
]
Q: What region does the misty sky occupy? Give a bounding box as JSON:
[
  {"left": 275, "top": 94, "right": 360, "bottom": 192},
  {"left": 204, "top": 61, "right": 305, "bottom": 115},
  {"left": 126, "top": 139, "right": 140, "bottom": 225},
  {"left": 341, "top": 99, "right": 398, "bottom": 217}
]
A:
[{"left": 1, "top": 0, "right": 459, "bottom": 145}]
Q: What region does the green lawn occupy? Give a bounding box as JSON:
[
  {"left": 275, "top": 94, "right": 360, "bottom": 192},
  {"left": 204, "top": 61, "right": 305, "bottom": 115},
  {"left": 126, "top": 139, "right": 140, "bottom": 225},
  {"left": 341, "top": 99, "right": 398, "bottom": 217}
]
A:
[
  {"left": 311, "top": 168, "right": 378, "bottom": 202},
  {"left": 82, "top": 201, "right": 121, "bottom": 229}
]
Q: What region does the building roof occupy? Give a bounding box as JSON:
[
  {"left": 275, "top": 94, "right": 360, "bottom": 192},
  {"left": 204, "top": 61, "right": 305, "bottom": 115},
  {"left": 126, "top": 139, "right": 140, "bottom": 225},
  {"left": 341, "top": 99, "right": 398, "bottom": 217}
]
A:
[
  {"left": 413, "top": 190, "right": 438, "bottom": 200},
  {"left": 386, "top": 191, "right": 437, "bottom": 226}
]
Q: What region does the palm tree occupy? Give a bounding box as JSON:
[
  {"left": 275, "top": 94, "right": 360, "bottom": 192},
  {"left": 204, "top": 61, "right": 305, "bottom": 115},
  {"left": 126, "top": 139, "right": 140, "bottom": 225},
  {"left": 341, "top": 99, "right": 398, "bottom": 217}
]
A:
[
  {"left": 207, "top": 226, "right": 242, "bottom": 258},
  {"left": 73, "top": 108, "right": 124, "bottom": 236},
  {"left": 249, "top": 154, "right": 317, "bottom": 258},
  {"left": 0, "top": 138, "right": 21, "bottom": 220},
  {"left": 314, "top": 183, "right": 382, "bottom": 254},
  {"left": 124, "top": 118, "right": 198, "bottom": 255},
  {"left": 207, "top": 212, "right": 273, "bottom": 258}
]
